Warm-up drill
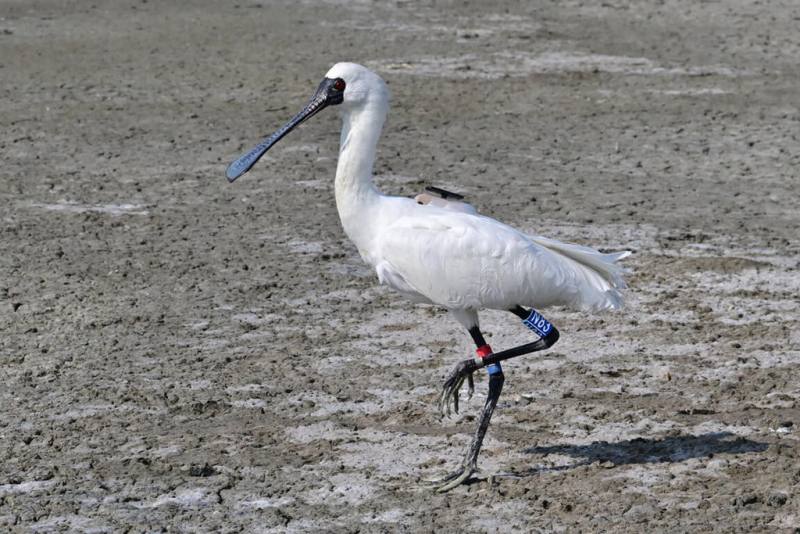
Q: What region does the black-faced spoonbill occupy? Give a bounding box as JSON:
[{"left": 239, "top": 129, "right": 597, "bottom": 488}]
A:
[{"left": 226, "top": 63, "right": 630, "bottom": 492}]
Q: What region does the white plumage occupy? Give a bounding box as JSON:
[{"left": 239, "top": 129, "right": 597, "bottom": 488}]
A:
[{"left": 323, "top": 62, "right": 629, "bottom": 329}]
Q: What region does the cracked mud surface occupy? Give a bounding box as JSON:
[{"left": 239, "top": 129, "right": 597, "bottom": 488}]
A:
[{"left": 1, "top": 0, "right": 799, "bottom": 531}]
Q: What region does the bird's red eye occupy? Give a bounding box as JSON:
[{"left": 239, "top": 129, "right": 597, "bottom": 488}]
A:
[{"left": 333, "top": 78, "right": 346, "bottom": 91}]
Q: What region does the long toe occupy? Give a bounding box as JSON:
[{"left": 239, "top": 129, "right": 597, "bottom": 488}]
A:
[
  {"left": 451, "top": 377, "right": 463, "bottom": 414},
  {"left": 439, "top": 376, "right": 463, "bottom": 417},
  {"left": 424, "top": 466, "right": 465, "bottom": 488},
  {"left": 434, "top": 464, "right": 477, "bottom": 493}
]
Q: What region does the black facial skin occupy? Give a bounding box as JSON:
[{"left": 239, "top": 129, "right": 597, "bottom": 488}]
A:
[{"left": 225, "top": 77, "right": 346, "bottom": 182}]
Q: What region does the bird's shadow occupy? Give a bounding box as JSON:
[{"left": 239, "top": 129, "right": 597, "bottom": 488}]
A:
[{"left": 497, "top": 432, "right": 768, "bottom": 478}]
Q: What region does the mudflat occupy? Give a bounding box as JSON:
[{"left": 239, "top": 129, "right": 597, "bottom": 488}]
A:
[{"left": 2, "top": 0, "right": 798, "bottom": 531}]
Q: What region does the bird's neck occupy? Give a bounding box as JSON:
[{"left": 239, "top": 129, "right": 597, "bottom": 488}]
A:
[{"left": 334, "top": 102, "right": 386, "bottom": 244}]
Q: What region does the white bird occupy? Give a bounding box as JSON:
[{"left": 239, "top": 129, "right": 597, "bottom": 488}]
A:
[{"left": 227, "top": 62, "right": 630, "bottom": 491}]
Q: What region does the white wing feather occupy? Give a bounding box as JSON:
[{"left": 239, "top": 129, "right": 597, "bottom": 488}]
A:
[{"left": 372, "top": 209, "right": 628, "bottom": 312}]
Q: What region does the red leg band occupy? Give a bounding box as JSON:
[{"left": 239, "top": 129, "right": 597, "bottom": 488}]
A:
[{"left": 476, "top": 344, "right": 493, "bottom": 358}]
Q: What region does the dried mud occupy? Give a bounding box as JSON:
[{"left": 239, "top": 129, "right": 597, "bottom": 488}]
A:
[{"left": 1, "top": 0, "right": 799, "bottom": 532}]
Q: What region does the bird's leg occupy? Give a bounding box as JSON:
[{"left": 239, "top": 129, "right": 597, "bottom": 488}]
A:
[
  {"left": 435, "top": 354, "right": 504, "bottom": 492},
  {"left": 434, "top": 307, "right": 560, "bottom": 492},
  {"left": 476, "top": 306, "right": 561, "bottom": 369},
  {"left": 435, "top": 324, "right": 504, "bottom": 492},
  {"left": 439, "top": 310, "right": 560, "bottom": 416},
  {"left": 437, "top": 326, "right": 484, "bottom": 416}
]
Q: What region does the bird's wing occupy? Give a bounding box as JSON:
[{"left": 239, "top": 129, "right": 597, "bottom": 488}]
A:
[
  {"left": 374, "top": 212, "right": 554, "bottom": 310},
  {"left": 374, "top": 211, "right": 628, "bottom": 312}
]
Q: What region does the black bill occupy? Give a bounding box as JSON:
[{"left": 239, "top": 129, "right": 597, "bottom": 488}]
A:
[{"left": 226, "top": 77, "right": 345, "bottom": 182}]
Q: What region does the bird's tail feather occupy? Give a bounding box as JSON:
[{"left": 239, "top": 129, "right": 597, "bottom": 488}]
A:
[{"left": 529, "top": 234, "right": 631, "bottom": 311}]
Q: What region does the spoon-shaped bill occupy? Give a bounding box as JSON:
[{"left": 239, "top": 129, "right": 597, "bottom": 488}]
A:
[{"left": 226, "top": 91, "right": 328, "bottom": 182}]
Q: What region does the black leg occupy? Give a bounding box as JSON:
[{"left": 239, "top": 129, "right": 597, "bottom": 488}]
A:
[
  {"left": 438, "top": 325, "right": 495, "bottom": 416},
  {"left": 435, "top": 363, "right": 504, "bottom": 492},
  {"left": 439, "top": 308, "right": 559, "bottom": 416},
  {"left": 468, "top": 325, "right": 486, "bottom": 347},
  {"left": 479, "top": 307, "right": 560, "bottom": 368},
  {"left": 434, "top": 307, "right": 560, "bottom": 492},
  {"left": 510, "top": 305, "right": 529, "bottom": 320}
]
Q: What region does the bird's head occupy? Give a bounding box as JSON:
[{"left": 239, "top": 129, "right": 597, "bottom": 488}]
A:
[
  {"left": 324, "top": 62, "right": 389, "bottom": 110},
  {"left": 226, "top": 62, "right": 388, "bottom": 182}
]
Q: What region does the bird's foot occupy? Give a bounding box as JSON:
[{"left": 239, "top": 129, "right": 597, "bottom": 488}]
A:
[
  {"left": 429, "top": 462, "right": 478, "bottom": 492},
  {"left": 438, "top": 358, "right": 479, "bottom": 417}
]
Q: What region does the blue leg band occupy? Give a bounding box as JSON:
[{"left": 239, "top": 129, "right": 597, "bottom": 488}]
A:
[
  {"left": 523, "top": 309, "right": 553, "bottom": 338},
  {"left": 486, "top": 362, "right": 503, "bottom": 376}
]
